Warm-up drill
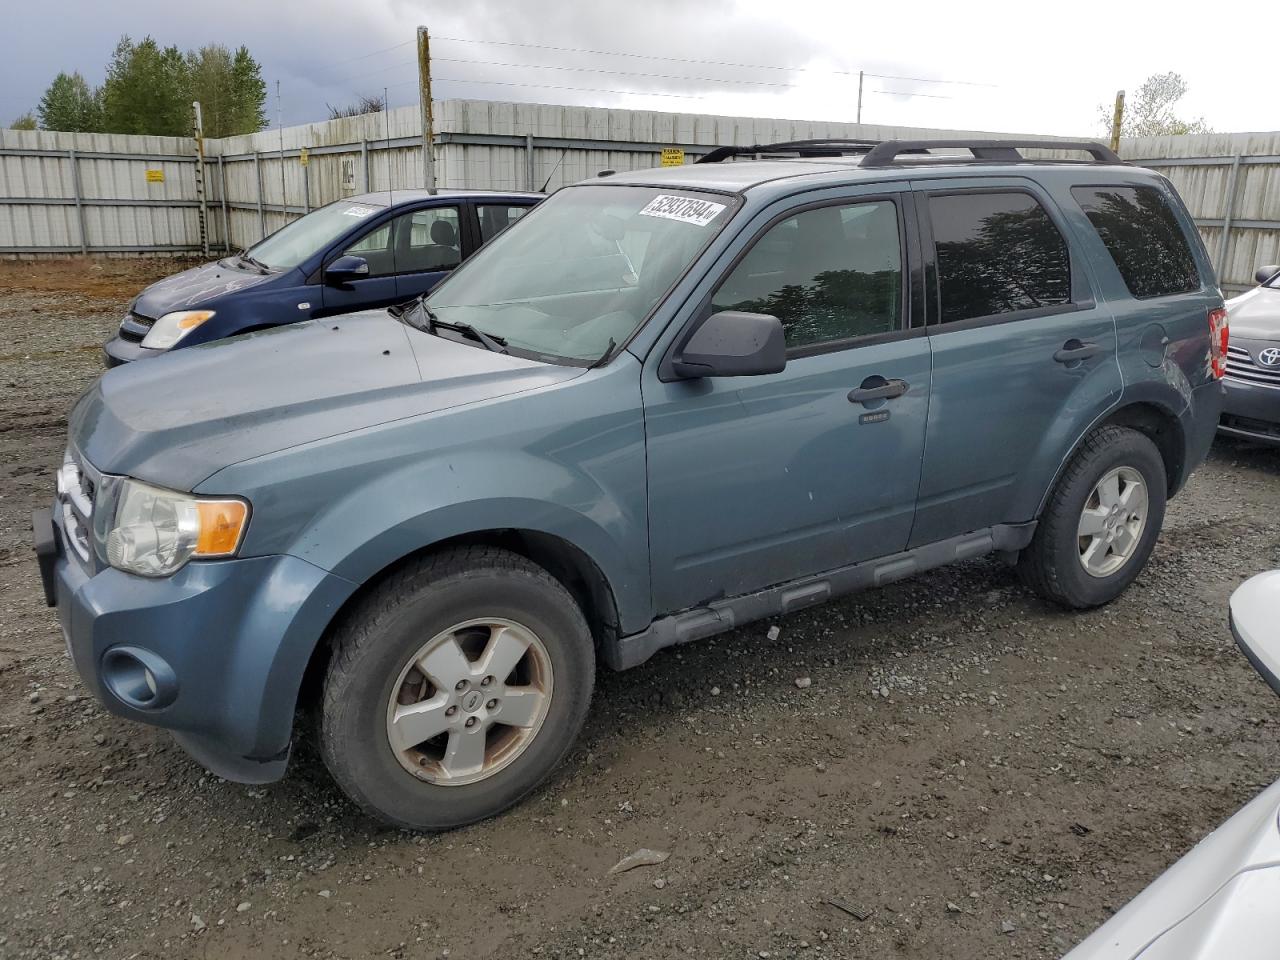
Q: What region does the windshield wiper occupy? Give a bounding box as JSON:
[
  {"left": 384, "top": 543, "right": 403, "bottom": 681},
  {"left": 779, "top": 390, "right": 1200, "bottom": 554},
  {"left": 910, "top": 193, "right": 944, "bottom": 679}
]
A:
[
  {"left": 236, "top": 250, "right": 270, "bottom": 274},
  {"left": 589, "top": 338, "right": 616, "bottom": 369},
  {"left": 409, "top": 299, "right": 507, "bottom": 354}
]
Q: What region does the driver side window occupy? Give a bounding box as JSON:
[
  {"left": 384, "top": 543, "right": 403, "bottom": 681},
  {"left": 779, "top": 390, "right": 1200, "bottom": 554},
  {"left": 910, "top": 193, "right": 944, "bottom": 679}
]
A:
[
  {"left": 711, "top": 200, "right": 903, "bottom": 349},
  {"left": 342, "top": 222, "right": 395, "bottom": 278}
]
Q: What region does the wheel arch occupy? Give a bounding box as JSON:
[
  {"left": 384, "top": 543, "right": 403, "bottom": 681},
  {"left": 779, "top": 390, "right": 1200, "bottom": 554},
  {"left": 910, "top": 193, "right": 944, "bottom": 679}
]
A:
[{"left": 295, "top": 528, "right": 624, "bottom": 717}]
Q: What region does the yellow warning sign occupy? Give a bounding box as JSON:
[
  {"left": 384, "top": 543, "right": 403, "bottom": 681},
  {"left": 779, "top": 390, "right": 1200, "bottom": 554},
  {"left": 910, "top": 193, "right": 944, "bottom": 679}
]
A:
[
  {"left": 299, "top": 147, "right": 310, "bottom": 167},
  {"left": 660, "top": 148, "right": 685, "bottom": 167},
  {"left": 145, "top": 169, "right": 164, "bottom": 183}
]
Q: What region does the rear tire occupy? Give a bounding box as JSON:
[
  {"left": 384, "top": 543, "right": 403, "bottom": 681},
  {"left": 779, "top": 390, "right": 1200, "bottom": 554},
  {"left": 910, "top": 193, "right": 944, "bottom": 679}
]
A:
[
  {"left": 319, "top": 546, "right": 594, "bottom": 831},
  {"left": 1018, "top": 426, "right": 1167, "bottom": 609}
]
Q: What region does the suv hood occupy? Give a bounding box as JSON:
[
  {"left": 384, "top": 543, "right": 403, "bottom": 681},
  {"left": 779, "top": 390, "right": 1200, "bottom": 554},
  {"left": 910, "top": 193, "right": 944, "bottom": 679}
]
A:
[
  {"left": 71, "top": 311, "right": 583, "bottom": 491},
  {"left": 133, "top": 258, "right": 277, "bottom": 317},
  {"left": 1226, "top": 286, "right": 1280, "bottom": 342}
]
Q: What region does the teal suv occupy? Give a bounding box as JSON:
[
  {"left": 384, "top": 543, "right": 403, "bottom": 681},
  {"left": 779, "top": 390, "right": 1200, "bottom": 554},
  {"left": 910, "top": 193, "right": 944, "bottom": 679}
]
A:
[{"left": 35, "top": 139, "right": 1226, "bottom": 830}]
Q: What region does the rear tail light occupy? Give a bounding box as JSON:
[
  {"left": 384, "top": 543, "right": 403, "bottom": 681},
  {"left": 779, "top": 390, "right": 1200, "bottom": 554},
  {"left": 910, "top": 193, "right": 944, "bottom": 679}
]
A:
[{"left": 1209, "top": 306, "right": 1229, "bottom": 379}]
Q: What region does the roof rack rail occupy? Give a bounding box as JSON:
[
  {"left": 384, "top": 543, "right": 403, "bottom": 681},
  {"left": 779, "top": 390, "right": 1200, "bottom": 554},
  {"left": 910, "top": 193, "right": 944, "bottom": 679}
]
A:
[
  {"left": 858, "top": 139, "right": 1124, "bottom": 167},
  {"left": 696, "top": 139, "right": 883, "bottom": 164}
]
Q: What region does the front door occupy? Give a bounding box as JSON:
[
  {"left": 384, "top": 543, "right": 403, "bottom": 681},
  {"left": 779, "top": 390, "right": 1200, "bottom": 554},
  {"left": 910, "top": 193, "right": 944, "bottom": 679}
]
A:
[
  {"left": 643, "top": 193, "right": 930, "bottom": 615},
  {"left": 319, "top": 213, "right": 402, "bottom": 315},
  {"left": 909, "top": 179, "right": 1122, "bottom": 546}
]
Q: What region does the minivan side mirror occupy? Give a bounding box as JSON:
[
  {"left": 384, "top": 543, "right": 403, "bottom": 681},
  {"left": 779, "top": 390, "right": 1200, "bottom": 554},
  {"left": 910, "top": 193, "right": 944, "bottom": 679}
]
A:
[
  {"left": 325, "top": 255, "right": 370, "bottom": 285},
  {"left": 671, "top": 310, "right": 787, "bottom": 379},
  {"left": 1255, "top": 264, "right": 1280, "bottom": 286}
]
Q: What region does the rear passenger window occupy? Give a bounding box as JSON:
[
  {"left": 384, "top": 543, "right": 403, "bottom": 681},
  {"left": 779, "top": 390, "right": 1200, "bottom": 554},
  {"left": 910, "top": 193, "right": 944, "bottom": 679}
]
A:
[
  {"left": 1071, "top": 186, "right": 1200, "bottom": 298},
  {"left": 478, "top": 204, "right": 530, "bottom": 243},
  {"left": 711, "top": 200, "right": 903, "bottom": 349},
  {"left": 930, "top": 192, "right": 1071, "bottom": 324}
]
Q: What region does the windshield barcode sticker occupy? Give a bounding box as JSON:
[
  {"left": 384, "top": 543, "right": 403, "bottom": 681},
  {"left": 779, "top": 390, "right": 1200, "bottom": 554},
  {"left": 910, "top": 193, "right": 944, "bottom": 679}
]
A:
[
  {"left": 638, "top": 195, "right": 727, "bottom": 227},
  {"left": 342, "top": 205, "right": 376, "bottom": 218}
]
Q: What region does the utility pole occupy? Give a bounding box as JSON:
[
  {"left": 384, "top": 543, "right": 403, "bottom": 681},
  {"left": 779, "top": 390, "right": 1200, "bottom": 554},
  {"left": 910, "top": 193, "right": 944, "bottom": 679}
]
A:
[
  {"left": 276, "top": 80, "right": 288, "bottom": 221},
  {"left": 417, "top": 25, "right": 437, "bottom": 192},
  {"left": 857, "top": 70, "right": 864, "bottom": 125},
  {"left": 192, "top": 101, "right": 209, "bottom": 257},
  {"left": 1110, "top": 90, "right": 1125, "bottom": 153}
]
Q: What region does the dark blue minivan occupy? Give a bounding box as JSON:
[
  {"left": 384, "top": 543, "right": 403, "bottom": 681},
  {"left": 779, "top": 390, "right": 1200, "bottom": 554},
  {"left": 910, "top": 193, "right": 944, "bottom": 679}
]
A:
[{"left": 104, "top": 189, "right": 541, "bottom": 365}]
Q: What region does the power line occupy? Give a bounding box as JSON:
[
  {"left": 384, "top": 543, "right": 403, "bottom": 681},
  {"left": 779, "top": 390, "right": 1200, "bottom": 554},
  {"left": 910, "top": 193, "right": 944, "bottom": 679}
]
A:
[
  {"left": 326, "top": 39, "right": 414, "bottom": 69},
  {"left": 432, "top": 55, "right": 797, "bottom": 88},
  {"left": 410, "top": 76, "right": 707, "bottom": 100},
  {"left": 433, "top": 34, "right": 996, "bottom": 88}
]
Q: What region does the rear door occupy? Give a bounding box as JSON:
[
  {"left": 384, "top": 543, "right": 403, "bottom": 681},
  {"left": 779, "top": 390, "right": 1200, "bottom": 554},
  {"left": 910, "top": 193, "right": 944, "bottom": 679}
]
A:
[
  {"left": 909, "top": 178, "right": 1122, "bottom": 546},
  {"left": 643, "top": 188, "right": 932, "bottom": 615}
]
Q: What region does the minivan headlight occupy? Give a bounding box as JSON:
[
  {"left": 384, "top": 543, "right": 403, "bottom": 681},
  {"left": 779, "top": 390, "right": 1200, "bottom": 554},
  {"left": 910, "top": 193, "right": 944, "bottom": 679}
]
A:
[
  {"left": 141, "top": 310, "right": 216, "bottom": 350},
  {"left": 102, "top": 479, "right": 249, "bottom": 577}
]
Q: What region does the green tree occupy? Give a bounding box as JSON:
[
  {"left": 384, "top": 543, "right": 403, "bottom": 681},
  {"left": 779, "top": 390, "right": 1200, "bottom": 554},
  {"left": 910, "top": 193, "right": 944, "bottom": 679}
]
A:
[
  {"left": 36, "top": 71, "right": 102, "bottom": 132},
  {"left": 9, "top": 112, "right": 38, "bottom": 130},
  {"left": 101, "top": 35, "right": 192, "bottom": 136},
  {"left": 187, "top": 43, "right": 266, "bottom": 137},
  {"left": 1099, "top": 72, "right": 1211, "bottom": 139}
]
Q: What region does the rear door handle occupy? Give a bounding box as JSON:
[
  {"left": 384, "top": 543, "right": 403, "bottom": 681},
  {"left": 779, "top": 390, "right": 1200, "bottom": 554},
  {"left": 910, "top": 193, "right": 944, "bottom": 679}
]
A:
[
  {"left": 848, "top": 378, "right": 909, "bottom": 403},
  {"left": 1053, "top": 340, "right": 1102, "bottom": 364}
]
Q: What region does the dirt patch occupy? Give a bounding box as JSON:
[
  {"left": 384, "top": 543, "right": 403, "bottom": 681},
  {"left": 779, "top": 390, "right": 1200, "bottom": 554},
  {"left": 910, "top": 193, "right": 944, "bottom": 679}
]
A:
[{"left": 0, "top": 259, "right": 1278, "bottom": 960}]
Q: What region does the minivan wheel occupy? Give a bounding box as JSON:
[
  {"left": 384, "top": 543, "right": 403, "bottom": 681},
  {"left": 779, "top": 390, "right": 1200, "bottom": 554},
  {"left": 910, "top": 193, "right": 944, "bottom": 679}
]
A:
[
  {"left": 319, "top": 546, "right": 594, "bottom": 831},
  {"left": 1018, "top": 426, "right": 1167, "bottom": 609}
]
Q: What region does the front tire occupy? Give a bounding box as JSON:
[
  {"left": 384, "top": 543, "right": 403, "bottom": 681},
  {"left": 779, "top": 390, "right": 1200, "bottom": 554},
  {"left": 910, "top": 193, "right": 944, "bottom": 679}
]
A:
[
  {"left": 319, "top": 546, "right": 595, "bottom": 831},
  {"left": 1018, "top": 426, "right": 1167, "bottom": 609}
]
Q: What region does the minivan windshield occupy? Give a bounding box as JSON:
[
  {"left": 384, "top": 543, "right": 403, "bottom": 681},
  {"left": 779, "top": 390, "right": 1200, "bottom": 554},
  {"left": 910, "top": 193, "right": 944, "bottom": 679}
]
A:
[
  {"left": 246, "top": 198, "right": 387, "bottom": 270},
  {"left": 427, "top": 185, "right": 737, "bottom": 363}
]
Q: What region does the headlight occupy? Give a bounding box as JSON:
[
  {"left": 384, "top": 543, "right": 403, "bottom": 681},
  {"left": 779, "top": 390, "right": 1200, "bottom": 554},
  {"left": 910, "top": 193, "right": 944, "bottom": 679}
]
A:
[
  {"left": 141, "top": 310, "right": 216, "bottom": 350},
  {"left": 102, "top": 479, "right": 249, "bottom": 577}
]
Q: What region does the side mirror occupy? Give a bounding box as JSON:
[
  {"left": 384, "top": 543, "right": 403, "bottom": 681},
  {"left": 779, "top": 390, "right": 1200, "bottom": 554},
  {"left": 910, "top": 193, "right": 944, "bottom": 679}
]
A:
[
  {"left": 1256, "top": 265, "right": 1280, "bottom": 286},
  {"left": 671, "top": 310, "right": 786, "bottom": 379},
  {"left": 325, "top": 255, "right": 370, "bottom": 285}
]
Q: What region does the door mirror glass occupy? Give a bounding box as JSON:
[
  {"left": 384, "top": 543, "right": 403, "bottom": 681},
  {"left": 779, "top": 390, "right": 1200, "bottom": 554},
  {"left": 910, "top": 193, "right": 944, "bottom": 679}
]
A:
[
  {"left": 324, "top": 255, "right": 370, "bottom": 285},
  {"left": 672, "top": 311, "right": 786, "bottom": 379},
  {"left": 1256, "top": 264, "right": 1280, "bottom": 286}
]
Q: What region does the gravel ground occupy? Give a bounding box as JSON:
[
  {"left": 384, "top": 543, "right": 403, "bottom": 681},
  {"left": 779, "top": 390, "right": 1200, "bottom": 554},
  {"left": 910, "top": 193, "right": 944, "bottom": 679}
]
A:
[{"left": 1, "top": 257, "right": 1279, "bottom": 960}]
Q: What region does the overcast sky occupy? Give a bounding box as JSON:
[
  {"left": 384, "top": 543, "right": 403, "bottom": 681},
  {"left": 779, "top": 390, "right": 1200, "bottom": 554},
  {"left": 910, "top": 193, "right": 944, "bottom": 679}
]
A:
[{"left": 4, "top": 0, "right": 1272, "bottom": 137}]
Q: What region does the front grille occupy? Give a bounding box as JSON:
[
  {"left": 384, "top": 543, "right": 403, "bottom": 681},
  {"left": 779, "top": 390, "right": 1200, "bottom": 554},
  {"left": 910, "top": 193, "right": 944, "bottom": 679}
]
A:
[
  {"left": 1224, "top": 344, "right": 1280, "bottom": 388},
  {"left": 117, "top": 311, "right": 156, "bottom": 344},
  {"left": 55, "top": 449, "right": 97, "bottom": 563}
]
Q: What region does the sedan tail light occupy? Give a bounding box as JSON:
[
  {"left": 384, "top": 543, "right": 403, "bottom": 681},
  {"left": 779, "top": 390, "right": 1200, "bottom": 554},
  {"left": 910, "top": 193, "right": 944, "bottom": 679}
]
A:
[{"left": 1209, "top": 306, "right": 1229, "bottom": 379}]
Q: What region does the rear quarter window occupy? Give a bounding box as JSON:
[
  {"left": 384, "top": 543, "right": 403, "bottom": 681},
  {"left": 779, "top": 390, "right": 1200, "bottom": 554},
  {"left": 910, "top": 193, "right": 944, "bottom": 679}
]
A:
[{"left": 1071, "top": 185, "right": 1201, "bottom": 299}]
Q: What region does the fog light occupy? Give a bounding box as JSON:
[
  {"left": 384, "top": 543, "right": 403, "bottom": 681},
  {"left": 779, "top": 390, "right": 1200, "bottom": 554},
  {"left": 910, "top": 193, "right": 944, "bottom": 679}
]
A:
[{"left": 101, "top": 646, "right": 178, "bottom": 710}]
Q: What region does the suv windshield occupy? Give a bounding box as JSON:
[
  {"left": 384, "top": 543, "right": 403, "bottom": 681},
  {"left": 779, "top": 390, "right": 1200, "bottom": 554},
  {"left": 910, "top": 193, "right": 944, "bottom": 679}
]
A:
[
  {"left": 427, "top": 185, "right": 737, "bottom": 363},
  {"left": 246, "top": 199, "right": 387, "bottom": 270}
]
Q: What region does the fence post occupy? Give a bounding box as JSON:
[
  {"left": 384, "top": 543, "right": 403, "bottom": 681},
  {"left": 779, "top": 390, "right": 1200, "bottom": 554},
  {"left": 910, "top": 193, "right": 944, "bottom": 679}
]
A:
[
  {"left": 68, "top": 148, "right": 88, "bottom": 254},
  {"left": 303, "top": 158, "right": 311, "bottom": 214},
  {"left": 218, "top": 154, "right": 230, "bottom": 252},
  {"left": 1217, "top": 153, "right": 1244, "bottom": 282},
  {"left": 361, "top": 140, "right": 370, "bottom": 192},
  {"left": 525, "top": 133, "right": 535, "bottom": 191},
  {"left": 253, "top": 151, "right": 265, "bottom": 239}
]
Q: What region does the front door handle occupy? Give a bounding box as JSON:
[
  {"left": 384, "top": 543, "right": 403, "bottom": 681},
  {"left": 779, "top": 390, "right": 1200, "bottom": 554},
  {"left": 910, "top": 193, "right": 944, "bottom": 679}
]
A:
[
  {"left": 1053, "top": 340, "right": 1102, "bottom": 364},
  {"left": 848, "top": 378, "right": 909, "bottom": 404}
]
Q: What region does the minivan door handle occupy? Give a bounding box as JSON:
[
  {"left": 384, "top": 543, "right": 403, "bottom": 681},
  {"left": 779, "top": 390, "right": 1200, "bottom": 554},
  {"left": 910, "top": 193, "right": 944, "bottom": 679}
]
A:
[
  {"left": 1053, "top": 340, "right": 1102, "bottom": 364},
  {"left": 848, "top": 377, "right": 909, "bottom": 404}
]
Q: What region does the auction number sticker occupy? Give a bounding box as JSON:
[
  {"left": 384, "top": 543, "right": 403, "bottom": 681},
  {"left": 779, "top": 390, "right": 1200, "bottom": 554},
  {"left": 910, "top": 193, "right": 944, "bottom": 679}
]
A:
[
  {"left": 638, "top": 194, "right": 726, "bottom": 227},
  {"left": 342, "top": 205, "right": 376, "bottom": 218}
]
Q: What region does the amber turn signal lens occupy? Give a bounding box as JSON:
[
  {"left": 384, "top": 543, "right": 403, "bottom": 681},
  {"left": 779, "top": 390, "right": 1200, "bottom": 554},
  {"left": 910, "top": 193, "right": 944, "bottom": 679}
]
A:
[{"left": 194, "top": 500, "right": 248, "bottom": 556}]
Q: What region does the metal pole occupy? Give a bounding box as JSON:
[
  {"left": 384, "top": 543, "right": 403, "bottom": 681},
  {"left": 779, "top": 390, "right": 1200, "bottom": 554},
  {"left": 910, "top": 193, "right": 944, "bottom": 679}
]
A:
[
  {"left": 253, "top": 150, "right": 265, "bottom": 238},
  {"left": 192, "top": 100, "right": 209, "bottom": 257},
  {"left": 1110, "top": 90, "right": 1125, "bottom": 154},
  {"left": 276, "top": 81, "right": 288, "bottom": 222},
  {"left": 218, "top": 154, "right": 230, "bottom": 252},
  {"left": 1217, "top": 153, "right": 1244, "bottom": 280},
  {"left": 67, "top": 148, "right": 87, "bottom": 255},
  {"left": 525, "top": 133, "right": 535, "bottom": 191},
  {"left": 417, "top": 26, "right": 436, "bottom": 192},
  {"left": 857, "top": 71, "right": 863, "bottom": 125},
  {"left": 303, "top": 159, "right": 311, "bottom": 214}
]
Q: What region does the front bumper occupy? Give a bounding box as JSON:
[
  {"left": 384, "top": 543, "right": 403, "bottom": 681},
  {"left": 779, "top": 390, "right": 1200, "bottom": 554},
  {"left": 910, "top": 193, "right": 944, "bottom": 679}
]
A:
[
  {"left": 102, "top": 335, "right": 165, "bottom": 368},
  {"left": 36, "top": 506, "right": 357, "bottom": 782},
  {"left": 1219, "top": 375, "right": 1280, "bottom": 445}
]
